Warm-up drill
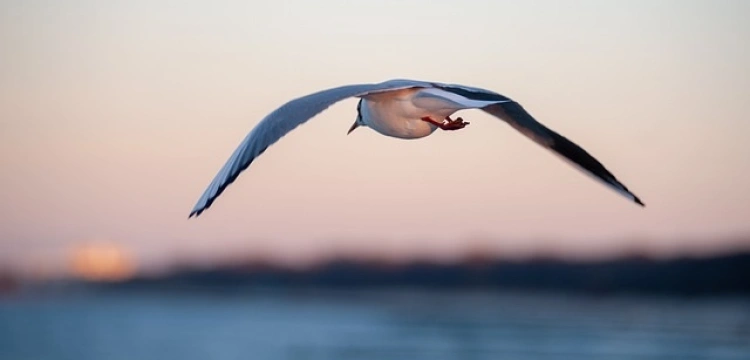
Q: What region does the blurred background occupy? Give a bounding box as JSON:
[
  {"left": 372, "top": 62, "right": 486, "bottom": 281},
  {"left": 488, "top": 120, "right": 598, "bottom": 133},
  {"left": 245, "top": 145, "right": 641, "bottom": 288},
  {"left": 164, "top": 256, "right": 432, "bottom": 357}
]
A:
[{"left": 1, "top": 0, "right": 749, "bottom": 359}]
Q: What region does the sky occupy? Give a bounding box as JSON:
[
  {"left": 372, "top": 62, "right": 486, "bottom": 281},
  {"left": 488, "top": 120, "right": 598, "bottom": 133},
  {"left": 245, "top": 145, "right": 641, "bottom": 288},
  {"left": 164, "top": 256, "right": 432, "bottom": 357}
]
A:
[{"left": 1, "top": 0, "right": 749, "bottom": 274}]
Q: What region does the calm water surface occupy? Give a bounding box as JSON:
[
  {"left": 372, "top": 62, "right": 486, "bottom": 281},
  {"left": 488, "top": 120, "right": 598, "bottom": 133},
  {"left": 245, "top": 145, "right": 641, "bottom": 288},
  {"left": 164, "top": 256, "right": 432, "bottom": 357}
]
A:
[{"left": 1, "top": 289, "right": 749, "bottom": 360}]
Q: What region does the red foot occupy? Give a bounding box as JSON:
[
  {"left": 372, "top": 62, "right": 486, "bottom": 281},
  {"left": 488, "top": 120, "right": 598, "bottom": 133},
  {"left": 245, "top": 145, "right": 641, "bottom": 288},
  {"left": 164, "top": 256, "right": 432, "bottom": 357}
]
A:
[{"left": 420, "top": 116, "right": 470, "bottom": 130}]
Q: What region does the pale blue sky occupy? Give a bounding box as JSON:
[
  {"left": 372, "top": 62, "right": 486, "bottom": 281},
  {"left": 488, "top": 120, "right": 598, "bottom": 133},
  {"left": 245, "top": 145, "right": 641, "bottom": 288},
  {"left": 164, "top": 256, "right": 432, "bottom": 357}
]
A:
[{"left": 1, "top": 0, "right": 749, "bottom": 274}]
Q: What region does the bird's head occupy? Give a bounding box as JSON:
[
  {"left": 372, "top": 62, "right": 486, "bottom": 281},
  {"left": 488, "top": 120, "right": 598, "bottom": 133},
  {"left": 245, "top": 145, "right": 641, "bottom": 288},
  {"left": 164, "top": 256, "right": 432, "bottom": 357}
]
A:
[{"left": 347, "top": 99, "right": 366, "bottom": 135}]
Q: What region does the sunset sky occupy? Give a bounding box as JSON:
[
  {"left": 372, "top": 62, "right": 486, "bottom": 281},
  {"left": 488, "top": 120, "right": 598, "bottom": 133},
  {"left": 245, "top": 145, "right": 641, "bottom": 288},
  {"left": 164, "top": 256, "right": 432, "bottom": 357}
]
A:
[{"left": 1, "top": 0, "right": 749, "bottom": 275}]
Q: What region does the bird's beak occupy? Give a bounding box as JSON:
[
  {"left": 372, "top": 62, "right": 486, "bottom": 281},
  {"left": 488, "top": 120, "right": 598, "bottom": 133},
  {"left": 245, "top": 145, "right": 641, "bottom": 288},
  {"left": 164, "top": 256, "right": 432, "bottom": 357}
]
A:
[{"left": 347, "top": 120, "right": 360, "bottom": 135}]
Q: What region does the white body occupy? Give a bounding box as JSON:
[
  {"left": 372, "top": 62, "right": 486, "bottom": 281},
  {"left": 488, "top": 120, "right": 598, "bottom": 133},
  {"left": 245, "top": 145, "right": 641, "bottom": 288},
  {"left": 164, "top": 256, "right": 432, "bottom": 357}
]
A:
[
  {"left": 360, "top": 87, "right": 513, "bottom": 139},
  {"left": 360, "top": 88, "right": 440, "bottom": 139}
]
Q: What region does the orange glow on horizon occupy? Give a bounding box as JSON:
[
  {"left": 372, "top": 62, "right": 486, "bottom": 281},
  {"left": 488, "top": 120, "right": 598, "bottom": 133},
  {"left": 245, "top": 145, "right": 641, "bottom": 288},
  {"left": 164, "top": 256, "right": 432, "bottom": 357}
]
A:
[{"left": 70, "top": 243, "right": 136, "bottom": 282}]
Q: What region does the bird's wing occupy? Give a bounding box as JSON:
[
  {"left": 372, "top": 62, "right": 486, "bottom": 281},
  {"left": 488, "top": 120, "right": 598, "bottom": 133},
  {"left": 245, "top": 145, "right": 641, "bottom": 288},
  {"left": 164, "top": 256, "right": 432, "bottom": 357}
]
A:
[
  {"left": 189, "top": 79, "right": 433, "bottom": 217},
  {"left": 435, "top": 83, "right": 513, "bottom": 102},
  {"left": 482, "top": 101, "right": 644, "bottom": 206},
  {"left": 409, "top": 82, "right": 513, "bottom": 111}
]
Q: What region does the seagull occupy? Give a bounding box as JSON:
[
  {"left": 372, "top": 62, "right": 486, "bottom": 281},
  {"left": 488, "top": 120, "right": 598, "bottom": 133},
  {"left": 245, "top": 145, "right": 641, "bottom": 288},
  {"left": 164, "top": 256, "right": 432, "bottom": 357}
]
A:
[{"left": 189, "top": 79, "right": 643, "bottom": 218}]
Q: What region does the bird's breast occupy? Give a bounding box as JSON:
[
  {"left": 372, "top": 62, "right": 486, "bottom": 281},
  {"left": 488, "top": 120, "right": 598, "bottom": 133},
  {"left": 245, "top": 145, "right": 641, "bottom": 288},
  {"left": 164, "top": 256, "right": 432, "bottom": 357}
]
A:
[{"left": 361, "top": 96, "right": 437, "bottom": 139}]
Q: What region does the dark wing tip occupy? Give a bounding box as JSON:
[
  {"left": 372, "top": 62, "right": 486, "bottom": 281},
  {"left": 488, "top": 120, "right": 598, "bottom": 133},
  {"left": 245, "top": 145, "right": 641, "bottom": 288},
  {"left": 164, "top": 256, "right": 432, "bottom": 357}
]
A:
[
  {"left": 544, "top": 123, "right": 645, "bottom": 208},
  {"left": 187, "top": 145, "right": 269, "bottom": 220},
  {"left": 617, "top": 183, "right": 645, "bottom": 207},
  {"left": 633, "top": 196, "right": 645, "bottom": 207},
  {"left": 187, "top": 187, "right": 223, "bottom": 220},
  {"left": 483, "top": 102, "right": 645, "bottom": 208},
  {"left": 607, "top": 177, "right": 645, "bottom": 208},
  {"left": 189, "top": 193, "right": 218, "bottom": 219}
]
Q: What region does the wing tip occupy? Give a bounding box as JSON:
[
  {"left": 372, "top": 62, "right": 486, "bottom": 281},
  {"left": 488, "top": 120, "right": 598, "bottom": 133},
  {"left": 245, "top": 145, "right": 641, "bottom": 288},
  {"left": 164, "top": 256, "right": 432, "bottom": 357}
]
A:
[
  {"left": 188, "top": 207, "right": 205, "bottom": 219},
  {"left": 612, "top": 180, "right": 645, "bottom": 208},
  {"left": 633, "top": 195, "right": 645, "bottom": 207}
]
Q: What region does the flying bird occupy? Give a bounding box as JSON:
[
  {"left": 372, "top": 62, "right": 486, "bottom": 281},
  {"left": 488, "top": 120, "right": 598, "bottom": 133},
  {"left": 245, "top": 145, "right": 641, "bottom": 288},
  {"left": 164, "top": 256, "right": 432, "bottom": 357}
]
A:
[{"left": 189, "top": 79, "right": 643, "bottom": 217}]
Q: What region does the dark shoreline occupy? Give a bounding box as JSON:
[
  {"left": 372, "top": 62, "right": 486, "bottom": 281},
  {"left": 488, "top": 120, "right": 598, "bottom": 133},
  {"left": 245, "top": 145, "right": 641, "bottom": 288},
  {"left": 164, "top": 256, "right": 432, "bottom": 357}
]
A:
[{"left": 92, "top": 251, "right": 750, "bottom": 297}]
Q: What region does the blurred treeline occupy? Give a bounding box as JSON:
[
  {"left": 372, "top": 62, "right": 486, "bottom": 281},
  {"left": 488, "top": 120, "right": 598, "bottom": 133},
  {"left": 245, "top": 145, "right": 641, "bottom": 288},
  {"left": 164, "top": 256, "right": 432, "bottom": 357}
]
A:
[{"left": 100, "top": 250, "right": 750, "bottom": 296}]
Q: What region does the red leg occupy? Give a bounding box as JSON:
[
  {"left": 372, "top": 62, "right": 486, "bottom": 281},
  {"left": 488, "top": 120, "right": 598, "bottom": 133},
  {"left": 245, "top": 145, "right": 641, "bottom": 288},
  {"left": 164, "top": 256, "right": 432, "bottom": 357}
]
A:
[
  {"left": 420, "top": 116, "right": 445, "bottom": 128},
  {"left": 420, "top": 116, "right": 469, "bottom": 131}
]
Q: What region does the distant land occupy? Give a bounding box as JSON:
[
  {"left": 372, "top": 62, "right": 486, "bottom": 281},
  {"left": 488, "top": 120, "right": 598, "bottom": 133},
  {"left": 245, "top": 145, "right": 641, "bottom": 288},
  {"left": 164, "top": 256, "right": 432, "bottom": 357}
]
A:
[{"left": 90, "top": 251, "right": 750, "bottom": 297}]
